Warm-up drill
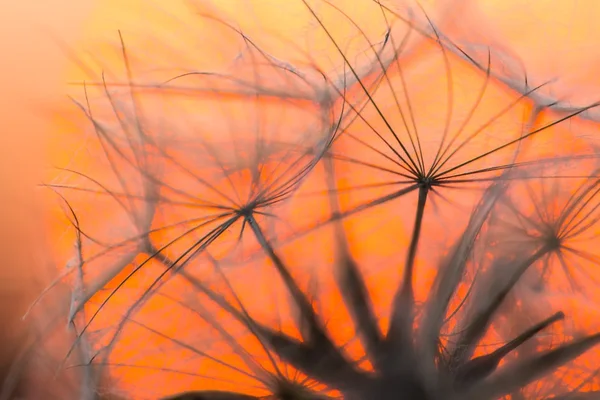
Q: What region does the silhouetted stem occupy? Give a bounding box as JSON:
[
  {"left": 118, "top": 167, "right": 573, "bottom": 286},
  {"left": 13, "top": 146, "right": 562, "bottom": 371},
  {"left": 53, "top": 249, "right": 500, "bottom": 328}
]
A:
[
  {"left": 466, "top": 332, "right": 600, "bottom": 399},
  {"left": 452, "top": 245, "right": 552, "bottom": 366},
  {"left": 454, "top": 311, "right": 565, "bottom": 387},
  {"left": 246, "top": 214, "right": 364, "bottom": 390},
  {"left": 324, "top": 157, "right": 385, "bottom": 371},
  {"left": 384, "top": 185, "right": 429, "bottom": 373}
]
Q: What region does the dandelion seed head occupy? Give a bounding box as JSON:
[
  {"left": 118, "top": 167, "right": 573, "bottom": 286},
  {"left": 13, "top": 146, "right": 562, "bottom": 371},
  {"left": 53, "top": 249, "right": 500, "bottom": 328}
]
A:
[{"left": 26, "top": 0, "right": 600, "bottom": 399}]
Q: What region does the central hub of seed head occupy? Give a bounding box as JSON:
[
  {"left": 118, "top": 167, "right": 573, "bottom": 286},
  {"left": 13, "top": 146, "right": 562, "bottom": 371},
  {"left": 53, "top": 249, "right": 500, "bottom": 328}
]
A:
[
  {"left": 545, "top": 233, "right": 562, "bottom": 250},
  {"left": 417, "top": 176, "right": 435, "bottom": 189}
]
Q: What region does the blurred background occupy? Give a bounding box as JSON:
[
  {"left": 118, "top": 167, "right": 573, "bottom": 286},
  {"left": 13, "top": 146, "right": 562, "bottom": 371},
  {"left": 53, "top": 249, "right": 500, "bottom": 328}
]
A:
[{"left": 0, "top": 0, "right": 93, "bottom": 397}]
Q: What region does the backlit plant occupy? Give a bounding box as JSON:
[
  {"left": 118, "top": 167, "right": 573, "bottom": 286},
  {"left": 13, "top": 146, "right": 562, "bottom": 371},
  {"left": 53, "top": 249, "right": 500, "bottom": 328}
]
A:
[{"left": 14, "top": 1, "right": 600, "bottom": 399}]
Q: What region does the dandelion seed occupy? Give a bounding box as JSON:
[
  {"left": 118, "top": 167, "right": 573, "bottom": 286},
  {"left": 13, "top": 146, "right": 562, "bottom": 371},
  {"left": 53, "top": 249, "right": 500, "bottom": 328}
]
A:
[
  {"left": 30, "top": 0, "right": 600, "bottom": 399},
  {"left": 485, "top": 158, "right": 600, "bottom": 295}
]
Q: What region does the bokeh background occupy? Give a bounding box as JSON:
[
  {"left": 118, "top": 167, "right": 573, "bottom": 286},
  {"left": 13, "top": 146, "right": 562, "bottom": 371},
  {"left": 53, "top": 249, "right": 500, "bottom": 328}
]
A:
[{"left": 3, "top": 0, "right": 600, "bottom": 398}]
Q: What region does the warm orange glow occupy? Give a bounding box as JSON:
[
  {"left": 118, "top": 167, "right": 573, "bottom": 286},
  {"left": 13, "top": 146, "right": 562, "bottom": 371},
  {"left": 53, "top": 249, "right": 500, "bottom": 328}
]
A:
[{"left": 6, "top": 0, "right": 600, "bottom": 399}]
